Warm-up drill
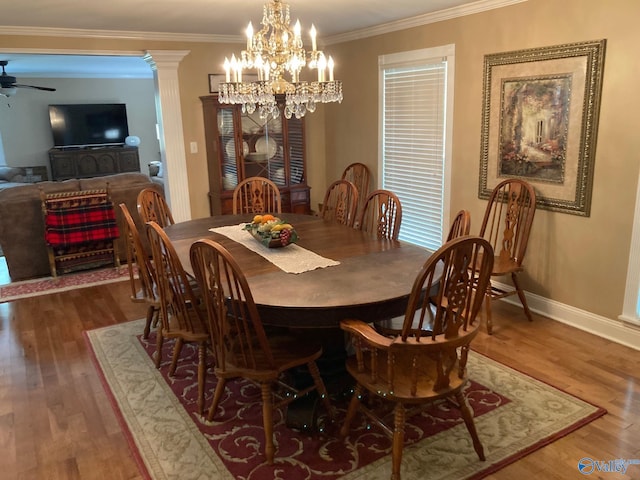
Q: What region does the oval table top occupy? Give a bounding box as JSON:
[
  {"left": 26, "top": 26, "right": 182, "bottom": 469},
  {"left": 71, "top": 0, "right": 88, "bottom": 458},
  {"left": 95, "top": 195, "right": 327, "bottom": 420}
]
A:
[{"left": 164, "top": 214, "right": 433, "bottom": 328}]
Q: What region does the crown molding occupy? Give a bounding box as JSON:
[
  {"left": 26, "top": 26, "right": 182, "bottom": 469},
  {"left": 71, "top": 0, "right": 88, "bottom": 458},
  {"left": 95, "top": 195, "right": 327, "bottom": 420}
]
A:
[
  {"left": 1, "top": 0, "right": 526, "bottom": 45},
  {"left": 0, "top": 25, "right": 240, "bottom": 44},
  {"left": 324, "top": 0, "right": 528, "bottom": 45}
]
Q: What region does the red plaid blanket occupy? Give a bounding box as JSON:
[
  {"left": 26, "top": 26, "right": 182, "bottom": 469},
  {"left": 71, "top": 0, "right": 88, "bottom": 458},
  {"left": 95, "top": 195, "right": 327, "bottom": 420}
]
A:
[{"left": 44, "top": 193, "right": 120, "bottom": 247}]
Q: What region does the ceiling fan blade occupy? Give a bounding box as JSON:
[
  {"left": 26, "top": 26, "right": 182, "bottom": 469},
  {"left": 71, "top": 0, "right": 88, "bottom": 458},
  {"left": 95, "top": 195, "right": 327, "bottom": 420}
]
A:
[{"left": 14, "top": 83, "right": 57, "bottom": 92}]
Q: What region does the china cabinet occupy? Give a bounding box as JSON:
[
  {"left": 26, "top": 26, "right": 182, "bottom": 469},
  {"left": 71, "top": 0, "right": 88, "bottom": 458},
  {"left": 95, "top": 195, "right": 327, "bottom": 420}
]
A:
[{"left": 201, "top": 95, "right": 310, "bottom": 215}]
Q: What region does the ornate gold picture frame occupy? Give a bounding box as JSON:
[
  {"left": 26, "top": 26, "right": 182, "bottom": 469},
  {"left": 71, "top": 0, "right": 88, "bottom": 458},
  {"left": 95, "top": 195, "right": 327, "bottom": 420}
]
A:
[{"left": 479, "top": 39, "right": 606, "bottom": 216}]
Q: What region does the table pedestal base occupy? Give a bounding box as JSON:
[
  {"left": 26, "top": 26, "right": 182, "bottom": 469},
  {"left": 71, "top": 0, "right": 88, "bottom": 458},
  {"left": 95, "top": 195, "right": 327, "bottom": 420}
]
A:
[{"left": 285, "top": 327, "right": 354, "bottom": 432}]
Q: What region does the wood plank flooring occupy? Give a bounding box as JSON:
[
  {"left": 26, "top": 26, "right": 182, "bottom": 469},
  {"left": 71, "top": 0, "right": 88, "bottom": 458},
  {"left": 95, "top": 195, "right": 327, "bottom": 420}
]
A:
[{"left": 1, "top": 277, "right": 639, "bottom": 479}]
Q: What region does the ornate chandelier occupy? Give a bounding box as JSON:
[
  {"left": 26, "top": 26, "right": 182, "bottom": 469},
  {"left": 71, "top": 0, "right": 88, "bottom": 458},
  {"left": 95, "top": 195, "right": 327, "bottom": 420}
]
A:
[{"left": 219, "top": 0, "right": 343, "bottom": 120}]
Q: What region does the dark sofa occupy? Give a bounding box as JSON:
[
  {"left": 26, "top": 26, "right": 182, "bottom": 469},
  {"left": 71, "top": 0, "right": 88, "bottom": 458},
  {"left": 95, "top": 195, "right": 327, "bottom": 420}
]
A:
[{"left": 0, "top": 172, "right": 163, "bottom": 281}]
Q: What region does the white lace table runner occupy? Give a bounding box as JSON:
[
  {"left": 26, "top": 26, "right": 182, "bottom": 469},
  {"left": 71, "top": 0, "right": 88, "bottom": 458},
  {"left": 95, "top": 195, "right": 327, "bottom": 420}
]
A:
[{"left": 209, "top": 224, "right": 340, "bottom": 274}]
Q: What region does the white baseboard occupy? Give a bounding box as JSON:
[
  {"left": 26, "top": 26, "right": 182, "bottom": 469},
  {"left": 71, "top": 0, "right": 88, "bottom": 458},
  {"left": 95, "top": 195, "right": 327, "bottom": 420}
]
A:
[{"left": 494, "top": 281, "right": 640, "bottom": 352}]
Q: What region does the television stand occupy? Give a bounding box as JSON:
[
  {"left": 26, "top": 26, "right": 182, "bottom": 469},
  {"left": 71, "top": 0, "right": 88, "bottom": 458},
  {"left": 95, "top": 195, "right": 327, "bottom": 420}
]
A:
[{"left": 48, "top": 146, "right": 140, "bottom": 181}]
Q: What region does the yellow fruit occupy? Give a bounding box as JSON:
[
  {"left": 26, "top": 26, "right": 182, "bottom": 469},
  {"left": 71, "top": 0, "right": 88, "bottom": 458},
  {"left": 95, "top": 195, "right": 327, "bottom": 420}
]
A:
[
  {"left": 253, "top": 214, "right": 263, "bottom": 224},
  {"left": 271, "top": 224, "right": 284, "bottom": 232},
  {"left": 279, "top": 223, "right": 293, "bottom": 230}
]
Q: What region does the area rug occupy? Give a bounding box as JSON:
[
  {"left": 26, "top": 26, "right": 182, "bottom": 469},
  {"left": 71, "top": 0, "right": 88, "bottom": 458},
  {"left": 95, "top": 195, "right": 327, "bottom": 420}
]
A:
[
  {"left": 0, "top": 266, "right": 131, "bottom": 303},
  {"left": 85, "top": 319, "right": 606, "bottom": 480}
]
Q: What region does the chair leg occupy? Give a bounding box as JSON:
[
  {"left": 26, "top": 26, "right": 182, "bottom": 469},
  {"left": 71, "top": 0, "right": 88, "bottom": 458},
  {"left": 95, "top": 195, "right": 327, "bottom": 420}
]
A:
[
  {"left": 169, "top": 338, "right": 183, "bottom": 376},
  {"left": 47, "top": 247, "right": 57, "bottom": 278},
  {"left": 207, "top": 377, "right": 227, "bottom": 422},
  {"left": 152, "top": 307, "right": 160, "bottom": 329},
  {"left": 511, "top": 272, "right": 533, "bottom": 322},
  {"left": 340, "top": 383, "right": 363, "bottom": 437},
  {"left": 391, "top": 403, "right": 406, "bottom": 480},
  {"left": 143, "top": 305, "right": 155, "bottom": 339},
  {"left": 307, "top": 361, "right": 334, "bottom": 420},
  {"left": 154, "top": 330, "right": 164, "bottom": 368},
  {"left": 455, "top": 390, "right": 485, "bottom": 461},
  {"left": 459, "top": 345, "right": 469, "bottom": 378},
  {"left": 261, "top": 382, "right": 275, "bottom": 465},
  {"left": 197, "top": 342, "right": 206, "bottom": 415},
  {"left": 484, "top": 286, "right": 493, "bottom": 335}
]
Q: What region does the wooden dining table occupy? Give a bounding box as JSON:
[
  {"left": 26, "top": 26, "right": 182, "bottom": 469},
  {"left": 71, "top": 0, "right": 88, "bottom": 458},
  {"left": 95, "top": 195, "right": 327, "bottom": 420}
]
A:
[
  {"left": 164, "top": 213, "right": 433, "bottom": 328},
  {"left": 166, "top": 213, "right": 435, "bottom": 423}
]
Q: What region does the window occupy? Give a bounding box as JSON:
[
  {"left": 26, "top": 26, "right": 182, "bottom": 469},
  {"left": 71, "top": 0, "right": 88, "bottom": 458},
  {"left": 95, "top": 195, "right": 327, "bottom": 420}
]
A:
[{"left": 379, "top": 45, "right": 455, "bottom": 251}]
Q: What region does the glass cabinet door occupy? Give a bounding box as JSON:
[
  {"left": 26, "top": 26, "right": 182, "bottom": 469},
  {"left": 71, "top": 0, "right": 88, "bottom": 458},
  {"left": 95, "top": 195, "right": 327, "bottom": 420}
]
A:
[
  {"left": 218, "top": 107, "right": 240, "bottom": 191},
  {"left": 241, "top": 109, "right": 284, "bottom": 186},
  {"left": 287, "top": 117, "right": 305, "bottom": 185}
]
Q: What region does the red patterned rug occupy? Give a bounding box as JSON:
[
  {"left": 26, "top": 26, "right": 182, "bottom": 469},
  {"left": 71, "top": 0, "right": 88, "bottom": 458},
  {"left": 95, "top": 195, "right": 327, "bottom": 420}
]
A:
[
  {"left": 86, "top": 319, "right": 606, "bottom": 480},
  {"left": 0, "top": 266, "right": 131, "bottom": 303},
  {"left": 141, "top": 333, "right": 513, "bottom": 479}
]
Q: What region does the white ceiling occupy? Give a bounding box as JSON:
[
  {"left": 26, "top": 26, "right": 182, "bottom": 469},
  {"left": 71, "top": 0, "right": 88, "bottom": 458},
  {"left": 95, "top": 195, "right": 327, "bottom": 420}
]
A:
[
  {"left": 3, "top": 0, "right": 480, "bottom": 37},
  {"left": 0, "top": 0, "right": 523, "bottom": 78}
]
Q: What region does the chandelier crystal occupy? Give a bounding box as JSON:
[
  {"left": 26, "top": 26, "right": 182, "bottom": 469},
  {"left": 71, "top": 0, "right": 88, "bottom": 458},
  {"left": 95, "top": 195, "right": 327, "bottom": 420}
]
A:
[{"left": 218, "top": 0, "right": 343, "bottom": 119}]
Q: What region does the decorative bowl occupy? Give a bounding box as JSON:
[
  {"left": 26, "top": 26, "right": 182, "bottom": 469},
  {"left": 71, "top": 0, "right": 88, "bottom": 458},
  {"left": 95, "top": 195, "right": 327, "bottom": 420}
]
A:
[{"left": 243, "top": 216, "right": 298, "bottom": 248}]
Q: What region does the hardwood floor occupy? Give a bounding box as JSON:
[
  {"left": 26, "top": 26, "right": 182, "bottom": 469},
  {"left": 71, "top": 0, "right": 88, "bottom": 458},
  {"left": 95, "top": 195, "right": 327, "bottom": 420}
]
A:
[{"left": 1, "top": 277, "right": 639, "bottom": 479}]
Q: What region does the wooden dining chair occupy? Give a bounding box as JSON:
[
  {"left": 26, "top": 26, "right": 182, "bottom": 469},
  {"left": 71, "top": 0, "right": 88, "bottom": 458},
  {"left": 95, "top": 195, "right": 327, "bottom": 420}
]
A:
[
  {"left": 341, "top": 162, "right": 371, "bottom": 218},
  {"left": 478, "top": 179, "right": 536, "bottom": 334},
  {"left": 119, "top": 203, "right": 160, "bottom": 339},
  {"left": 356, "top": 189, "right": 402, "bottom": 240},
  {"left": 232, "top": 176, "right": 282, "bottom": 215},
  {"left": 146, "top": 221, "right": 209, "bottom": 414},
  {"left": 189, "top": 238, "right": 334, "bottom": 465},
  {"left": 375, "top": 209, "right": 470, "bottom": 336},
  {"left": 321, "top": 179, "right": 359, "bottom": 227},
  {"left": 447, "top": 209, "right": 471, "bottom": 242},
  {"left": 340, "top": 236, "right": 494, "bottom": 480},
  {"left": 137, "top": 187, "right": 175, "bottom": 227}
]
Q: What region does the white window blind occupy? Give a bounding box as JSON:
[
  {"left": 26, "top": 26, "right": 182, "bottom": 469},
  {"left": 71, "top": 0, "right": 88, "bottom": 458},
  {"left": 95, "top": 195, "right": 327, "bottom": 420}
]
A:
[{"left": 379, "top": 47, "right": 453, "bottom": 251}]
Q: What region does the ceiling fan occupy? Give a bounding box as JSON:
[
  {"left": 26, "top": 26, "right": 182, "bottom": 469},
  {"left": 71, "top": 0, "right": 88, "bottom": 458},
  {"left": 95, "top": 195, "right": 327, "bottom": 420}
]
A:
[{"left": 0, "top": 60, "right": 57, "bottom": 97}]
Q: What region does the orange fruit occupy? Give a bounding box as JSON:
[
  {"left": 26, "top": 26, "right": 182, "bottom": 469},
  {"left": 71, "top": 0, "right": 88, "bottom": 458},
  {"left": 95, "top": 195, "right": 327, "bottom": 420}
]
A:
[{"left": 261, "top": 214, "right": 276, "bottom": 223}]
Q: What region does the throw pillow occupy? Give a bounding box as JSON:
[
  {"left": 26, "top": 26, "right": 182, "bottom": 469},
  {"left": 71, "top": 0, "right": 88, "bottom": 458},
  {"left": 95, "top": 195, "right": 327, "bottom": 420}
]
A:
[{"left": 0, "top": 166, "right": 22, "bottom": 181}]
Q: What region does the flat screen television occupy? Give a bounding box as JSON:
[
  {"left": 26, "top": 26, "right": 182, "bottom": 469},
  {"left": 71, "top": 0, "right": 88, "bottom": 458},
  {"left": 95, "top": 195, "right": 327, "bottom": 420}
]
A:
[{"left": 48, "top": 103, "right": 129, "bottom": 148}]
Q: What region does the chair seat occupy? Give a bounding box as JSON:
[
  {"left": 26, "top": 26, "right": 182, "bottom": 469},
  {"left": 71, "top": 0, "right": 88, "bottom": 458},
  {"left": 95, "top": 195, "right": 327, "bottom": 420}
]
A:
[
  {"left": 345, "top": 349, "right": 466, "bottom": 402},
  {"left": 492, "top": 254, "right": 524, "bottom": 276},
  {"left": 164, "top": 307, "right": 208, "bottom": 342},
  {"left": 219, "top": 335, "right": 324, "bottom": 380},
  {"left": 474, "top": 251, "right": 523, "bottom": 276}
]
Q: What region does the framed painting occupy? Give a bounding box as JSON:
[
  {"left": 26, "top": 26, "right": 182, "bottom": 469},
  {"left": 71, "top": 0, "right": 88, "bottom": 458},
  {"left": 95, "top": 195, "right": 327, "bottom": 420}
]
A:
[
  {"left": 479, "top": 39, "right": 606, "bottom": 216},
  {"left": 208, "top": 74, "right": 226, "bottom": 93}
]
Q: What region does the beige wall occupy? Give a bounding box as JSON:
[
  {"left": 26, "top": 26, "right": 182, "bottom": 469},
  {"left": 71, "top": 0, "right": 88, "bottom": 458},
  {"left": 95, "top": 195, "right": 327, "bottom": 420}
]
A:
[
  {"left": 325, "top": 0, "right": 640, "bottom": 323},
  {"left": 1, "top": 0, "right": 639, "bottom": 325}
]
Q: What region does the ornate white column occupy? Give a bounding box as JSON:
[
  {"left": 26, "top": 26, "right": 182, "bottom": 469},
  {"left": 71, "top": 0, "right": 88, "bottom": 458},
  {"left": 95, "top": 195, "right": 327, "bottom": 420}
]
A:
[
  {"left": 619, "top": 167, "right": 640, "bottom": 325},
  {"left": 144, "top": 50, "right": 191, "bottom": 222}
]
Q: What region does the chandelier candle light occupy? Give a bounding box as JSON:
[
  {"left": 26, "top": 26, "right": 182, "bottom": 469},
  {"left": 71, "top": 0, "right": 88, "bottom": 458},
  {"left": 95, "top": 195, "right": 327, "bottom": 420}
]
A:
[{"left": 219, "top": 0, "right": 343, "bottom": 119}]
